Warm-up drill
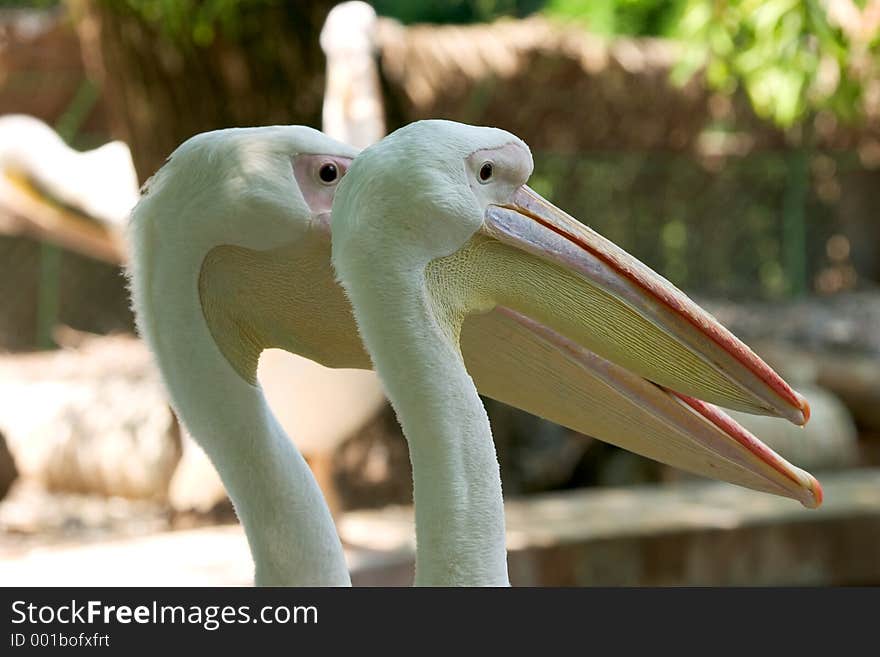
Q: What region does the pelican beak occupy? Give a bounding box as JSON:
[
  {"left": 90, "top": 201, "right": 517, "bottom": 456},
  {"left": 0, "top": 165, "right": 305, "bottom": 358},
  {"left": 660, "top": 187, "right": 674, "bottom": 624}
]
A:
[
  {"left": 461, "top": 309, "right": 823, "bottom": 508},
  {"left": 462, "top": 184, "right": 822, "bottom": 508},
  {"left": 479, "top": 185, "right": 810, "bottom": 426}
]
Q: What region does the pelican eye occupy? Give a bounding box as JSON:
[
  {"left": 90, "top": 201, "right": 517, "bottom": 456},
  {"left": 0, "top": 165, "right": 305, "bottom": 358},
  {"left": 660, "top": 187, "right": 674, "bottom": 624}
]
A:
[
  {"left": 318, "top": 162, "right": 339, "bottom": 184},
  {"left": 479, "top": 162, "right": 494, "bottom": 183}
]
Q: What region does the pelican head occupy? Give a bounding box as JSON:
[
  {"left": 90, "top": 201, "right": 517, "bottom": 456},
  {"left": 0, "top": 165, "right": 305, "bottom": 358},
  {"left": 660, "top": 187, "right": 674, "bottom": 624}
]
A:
[
  {"left": 130, "top": 126, "right": 369, "bottom": 386},
  {"left": 332, "top": 122, "right": 530, "bottom": 261},
  {"left": 135, "top": 125, "right": 354, "bottom": 246},
  {"left": 332, "top": 119, "right": 821, "bottom": 509}
]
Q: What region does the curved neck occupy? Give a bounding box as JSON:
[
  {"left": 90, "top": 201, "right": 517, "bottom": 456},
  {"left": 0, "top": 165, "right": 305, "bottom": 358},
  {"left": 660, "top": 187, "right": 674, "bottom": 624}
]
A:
[
  {"left": 130, "top": 218, "right": 349, "bottom": 586},
  {"left": 346, "top": 265, "right": 508, "bottom": 586}
]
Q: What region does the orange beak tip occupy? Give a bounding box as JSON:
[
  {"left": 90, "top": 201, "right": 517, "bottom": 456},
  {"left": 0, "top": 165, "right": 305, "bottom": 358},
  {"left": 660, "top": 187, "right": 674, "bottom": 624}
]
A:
[
  {"left": 795, "top": 391, "right": 812, "bottom": 426},
  {"left": 803, "top": 474, "right": 824, "bottom": 509}
]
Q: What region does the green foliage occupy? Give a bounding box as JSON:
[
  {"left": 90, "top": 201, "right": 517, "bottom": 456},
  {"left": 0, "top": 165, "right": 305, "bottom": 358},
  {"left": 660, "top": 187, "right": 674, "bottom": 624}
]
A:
[
  {"left": 99, "top": 0, "right": 278, "bottom": 46},
  {"left": 674, "top": 0, "right": 878, "bottom": 127},
  {"left": 98, "top": 1, "right": 544, "bottom": 44},
  {"left": 368, "top": 0, "right": 544, "bottom": 24},
  {"left": 543, "top": 0, "right": 686, "bottom": 36},
  {"left": 0, "top": 0, "right": 59, "bottom": 7}
]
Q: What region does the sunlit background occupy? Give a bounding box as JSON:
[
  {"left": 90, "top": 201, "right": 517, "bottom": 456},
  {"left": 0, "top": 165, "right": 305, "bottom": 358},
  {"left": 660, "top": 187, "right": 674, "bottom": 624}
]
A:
[{"left": 1, "top": 0, "right": 878, "bottom": 585}]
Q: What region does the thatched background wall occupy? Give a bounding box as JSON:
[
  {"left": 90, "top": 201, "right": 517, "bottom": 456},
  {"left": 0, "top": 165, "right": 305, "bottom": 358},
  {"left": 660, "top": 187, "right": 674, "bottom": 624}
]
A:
[
  {"left": 378, "top": 17, "right": 709, "bottom": 152},
  {"left": 376, "top": 16, "right": 880, "bottom": 154}
]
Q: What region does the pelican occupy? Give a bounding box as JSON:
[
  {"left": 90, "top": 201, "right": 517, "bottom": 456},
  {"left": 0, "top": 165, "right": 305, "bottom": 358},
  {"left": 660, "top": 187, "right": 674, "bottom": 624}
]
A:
[
  {"left": 330, "top": 120, "right": 822, "bottom": 586},
  {"left": 0, "top": 114, "right": 136, "bottom": 263},
  {"left": 128, "top": 126, "right": 360, "bottom": 585}
]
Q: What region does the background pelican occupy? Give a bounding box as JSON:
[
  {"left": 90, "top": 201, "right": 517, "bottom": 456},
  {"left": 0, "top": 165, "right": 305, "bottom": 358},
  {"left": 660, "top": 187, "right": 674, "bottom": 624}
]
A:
[
  {"left": 128, "top": 126, "right": 359, "bottom": 585},
  {"left": 0, "top": 112, "right": 385, "bottom": 517},
  {"left": 0, "top": 114, "right": 136, "bottom": 262},
  {"left": 330, "top": 120, "right": 821, "bottom": 586}
]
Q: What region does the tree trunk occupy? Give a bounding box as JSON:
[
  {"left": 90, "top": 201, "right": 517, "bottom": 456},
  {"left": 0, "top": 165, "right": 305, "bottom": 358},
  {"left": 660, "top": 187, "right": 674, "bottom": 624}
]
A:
[{"left": 68, "top": 0, "right": 335, "bottom": 180}]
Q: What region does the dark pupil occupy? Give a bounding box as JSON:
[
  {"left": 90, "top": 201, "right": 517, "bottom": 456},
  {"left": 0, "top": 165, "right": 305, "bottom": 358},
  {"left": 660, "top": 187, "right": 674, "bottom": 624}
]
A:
[
  {"left": 319, "top": 163, "right": 338, "bottom": 183},
  {"left": 480, "top": 163, "right": 493, "bottom": 181}
]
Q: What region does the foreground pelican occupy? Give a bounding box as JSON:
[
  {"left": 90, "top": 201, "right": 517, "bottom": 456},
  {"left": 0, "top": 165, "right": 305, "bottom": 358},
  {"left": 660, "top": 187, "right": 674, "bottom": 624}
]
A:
[{"left": 331, "top": 120, "right": 821, "bottom": 586}]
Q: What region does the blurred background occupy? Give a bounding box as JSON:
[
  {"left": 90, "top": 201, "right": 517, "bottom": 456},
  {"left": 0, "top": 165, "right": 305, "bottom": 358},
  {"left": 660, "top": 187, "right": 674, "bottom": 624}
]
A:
[{"left": 0, "top": 0, "right": 879, "bottom": 586}]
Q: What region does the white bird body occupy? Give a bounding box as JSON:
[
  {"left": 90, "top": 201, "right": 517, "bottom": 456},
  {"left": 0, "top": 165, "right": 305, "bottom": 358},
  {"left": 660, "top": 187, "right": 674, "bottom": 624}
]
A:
[
  {"left": 331, "top": 120, "right": 822, "bottom": 586},
  {"left": 320, "top": 1, "right": 385, "bottom": 149}
]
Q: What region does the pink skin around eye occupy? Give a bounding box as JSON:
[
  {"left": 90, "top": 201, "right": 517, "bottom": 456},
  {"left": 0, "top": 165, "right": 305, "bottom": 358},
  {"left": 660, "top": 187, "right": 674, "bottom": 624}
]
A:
[{"left": 291, "top": 154, "right": 352, "bottom": 217}]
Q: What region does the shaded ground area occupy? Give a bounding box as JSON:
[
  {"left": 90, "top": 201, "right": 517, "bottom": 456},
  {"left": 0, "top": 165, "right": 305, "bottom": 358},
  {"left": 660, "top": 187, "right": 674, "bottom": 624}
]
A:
[
  {"left": 2, "top": 469, "right": 879, "bottom": 586},
  {"left": 0, "top": 480, "right": 171, "bottom": 557}
]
